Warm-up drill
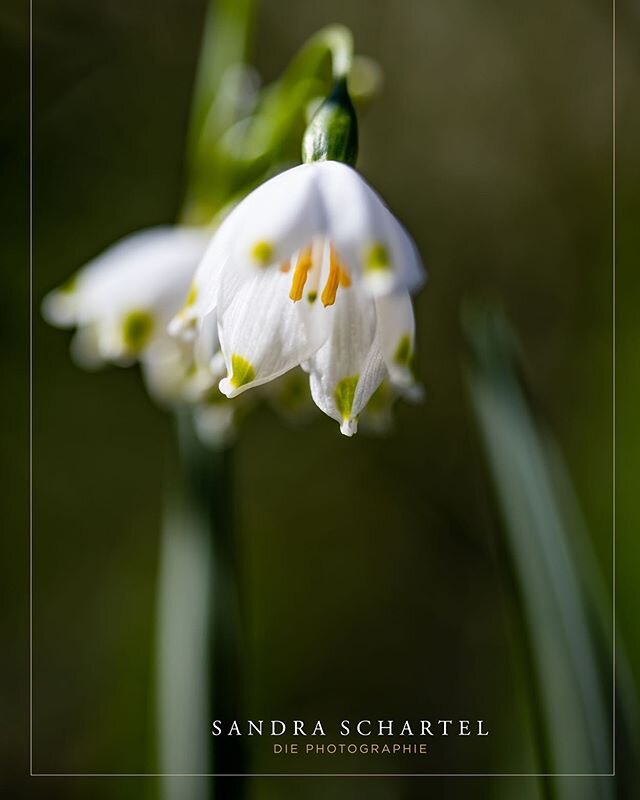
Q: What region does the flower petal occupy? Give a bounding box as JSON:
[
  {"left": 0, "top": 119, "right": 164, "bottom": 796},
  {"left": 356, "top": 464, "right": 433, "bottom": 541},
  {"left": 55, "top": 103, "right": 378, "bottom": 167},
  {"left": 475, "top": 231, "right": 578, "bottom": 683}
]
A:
[
  {"left": 193, "top": 310, "right": 220, "bottom": 372},
  {"left": 89, "top": 227, "right": 205, "bottom": 321},
  {"left": 171, "top": 211, "right": 241, "bottom": 337},
  {"left": 230, "top": 164, "right": 324, "bottom": 271},
  {"left": 179, "top": 311, "right": 222, "bottom": 402},
  {"left": 381, "top": 210, "right": 426, "bottom": 296},
  {"left": 307, "top": 284, "right": 386, "bottom": 436},
  {"left": 69, "top": 325, "right": 104, "bottom": 370},
  {"left": 44, "top": 226, "right": 208, "bottom": 366},
  {"left": 374, "top": 290, "right": 422, "bottom": 397},
  {"left": 140, "top": 337, "right": 192, "bottom": 405},
  {"left": 217, "top": 266, "right": 329, "bottom": 397},
  {"left": 315, "top": 161, "right": 425, "bottom": 296},
  {"left": 41, "top": 274, "right": 83, "bottom": 328},
  {"left": 315, "top": 161, "right": 377, "bottom": 282}
]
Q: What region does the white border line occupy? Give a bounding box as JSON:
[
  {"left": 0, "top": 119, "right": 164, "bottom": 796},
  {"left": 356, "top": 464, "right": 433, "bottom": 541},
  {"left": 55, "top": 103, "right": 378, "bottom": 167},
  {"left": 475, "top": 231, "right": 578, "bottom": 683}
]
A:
[
  {"left": 29, "top": 0, "right": 34, "bottom": 779},
  {"left": 31, "top": 773, "right": 615, "bottom": 778},
  {"left": 611, "top": 0, "right": 617, "bottom": 780},
  {"left": 28, "top": 0, "right": 617, "bottom": 780}
]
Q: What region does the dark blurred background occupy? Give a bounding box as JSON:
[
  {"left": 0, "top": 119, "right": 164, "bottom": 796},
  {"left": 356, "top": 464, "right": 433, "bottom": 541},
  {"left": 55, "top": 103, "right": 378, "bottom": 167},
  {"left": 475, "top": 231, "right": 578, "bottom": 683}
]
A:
[{"left": 4, "top": 0, "right": 638, "bottom": 798}]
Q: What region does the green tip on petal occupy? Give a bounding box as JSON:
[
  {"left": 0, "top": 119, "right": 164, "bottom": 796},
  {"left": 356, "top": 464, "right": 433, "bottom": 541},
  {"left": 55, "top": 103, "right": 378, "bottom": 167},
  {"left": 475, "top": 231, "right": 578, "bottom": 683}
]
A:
[
  {"left": 364, "top": 242, "right": 391, "bottom": 272},
  {"left": 230, "top": 354, "right": 256, "bottom": 389},
  {"left": 122, "top": 309, "right": 154, "bottom": 354},
  {"left": 334, "top": 374, "right": 359, "bottom": 421},
  {"left": 393, "top": 334, "right": 413, "bottom": 367}
]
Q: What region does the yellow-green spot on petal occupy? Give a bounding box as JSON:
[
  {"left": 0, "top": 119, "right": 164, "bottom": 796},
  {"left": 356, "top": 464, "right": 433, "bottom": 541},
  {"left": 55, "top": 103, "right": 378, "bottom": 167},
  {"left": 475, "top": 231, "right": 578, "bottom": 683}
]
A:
[
  {"left": 251, "top": 240, "right": 274, "bottom": 266},
  {"left": 334, "top": 375, "right": 359, "bottom": 421},
  {"left": 307, "top": 290, "right": 317, "bottom": 304},
  {"left": 393, "top": 334, "right": 413, "bottom": 367},
  {"left": 230, "top": 354, "right": 255, "bottom": 389},
  {"left": 364, "top": 242, "right": 391, "bottom": 272},
  {"left": 122, "top": 309, "right": 154, "bottom": 354}
]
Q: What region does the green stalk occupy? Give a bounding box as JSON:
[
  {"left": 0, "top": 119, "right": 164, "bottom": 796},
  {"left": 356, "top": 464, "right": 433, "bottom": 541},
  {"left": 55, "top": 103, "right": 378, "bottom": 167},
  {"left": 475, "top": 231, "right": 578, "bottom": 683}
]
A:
[
  {"left": 180, "top": 410, "right": 246, "bottom": 789},
  {"left": 156, "top": 414, "right": 213, "bottom": 798},
  {"left": 156, "top": 411, "right": 245, "bottom": 797},
  {"left": 183, "top": 21, "right": 358, "bottom": 221}
]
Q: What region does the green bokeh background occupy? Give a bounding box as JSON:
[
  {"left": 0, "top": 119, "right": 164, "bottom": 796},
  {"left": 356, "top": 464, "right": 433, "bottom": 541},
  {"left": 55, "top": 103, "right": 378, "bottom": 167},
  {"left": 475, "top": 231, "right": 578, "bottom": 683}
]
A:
[{"left": 4, "top": 0, "right": 638, "bottom": 797}]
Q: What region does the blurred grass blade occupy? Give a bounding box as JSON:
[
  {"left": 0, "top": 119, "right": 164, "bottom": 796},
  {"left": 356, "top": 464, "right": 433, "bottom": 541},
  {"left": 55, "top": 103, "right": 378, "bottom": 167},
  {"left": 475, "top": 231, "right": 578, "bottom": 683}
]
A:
[
  {"left": 465, "top": 308, "right": 612, "bottom": 795},
  {"left": 156, "top": 445, "right": 212, "bottom": 799},
  {"left": 544, "top": 438, "right": 640, "bottom": 796},
  {"left": 187, "top": 0, "right": 256, "bottom": 159}
]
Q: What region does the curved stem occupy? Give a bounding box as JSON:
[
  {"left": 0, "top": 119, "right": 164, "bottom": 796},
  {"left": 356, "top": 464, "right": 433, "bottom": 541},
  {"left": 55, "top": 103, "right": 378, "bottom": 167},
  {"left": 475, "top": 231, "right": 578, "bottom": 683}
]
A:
[{"left": 316, "top": 24, "right": 353, "bottom": 81}]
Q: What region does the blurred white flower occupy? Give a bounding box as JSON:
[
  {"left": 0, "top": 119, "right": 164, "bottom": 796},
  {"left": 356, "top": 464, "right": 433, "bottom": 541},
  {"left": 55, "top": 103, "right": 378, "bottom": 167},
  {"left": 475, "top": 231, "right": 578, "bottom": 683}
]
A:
[
  {"left": 41, "top": 226, "right": 237, "bottom": 443},
  {"left": 43, "top": 226, "right": 209, "bottom": 368},
  {"left": 171, "top": 160, "right": 425, "bottom": 436}
]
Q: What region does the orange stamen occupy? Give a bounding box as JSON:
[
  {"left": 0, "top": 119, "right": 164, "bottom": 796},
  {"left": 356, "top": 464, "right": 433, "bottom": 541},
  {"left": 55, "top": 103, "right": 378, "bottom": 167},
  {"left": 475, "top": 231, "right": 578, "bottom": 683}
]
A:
[
  {"left": 280, "top": 259, "right": 291, "bottom": 273},
  {"left": 289, "top": 247, "right": 313, "bottom": 302},
  {"left": 321, "top": 245, "right": 352, "bottom": 306},
  {"left": 321, "top": 268, "right": 339, "bottom": 307}
]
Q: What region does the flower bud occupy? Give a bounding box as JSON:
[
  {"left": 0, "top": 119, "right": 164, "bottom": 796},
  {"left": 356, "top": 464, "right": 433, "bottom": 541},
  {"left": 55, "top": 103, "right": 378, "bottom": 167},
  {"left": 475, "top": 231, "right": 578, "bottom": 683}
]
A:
[{"left": 302, "top": 78, "right": 358, "bottom": 167}]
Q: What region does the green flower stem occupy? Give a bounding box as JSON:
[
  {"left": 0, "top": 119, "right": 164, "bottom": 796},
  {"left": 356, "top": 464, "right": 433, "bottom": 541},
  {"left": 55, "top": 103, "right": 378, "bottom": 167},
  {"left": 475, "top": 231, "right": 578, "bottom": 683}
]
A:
[
  {"left": 183, "top": 19, "right": 358, "bottom": 222},
  {"left": 301, "top": 26, "right": 357, "bottom": 166},
  {"left": 315, "top": 24, "right": 353, "bottom": 81},
  {"left": 157, "top": 410, "right": 245, "bottom": 798}
]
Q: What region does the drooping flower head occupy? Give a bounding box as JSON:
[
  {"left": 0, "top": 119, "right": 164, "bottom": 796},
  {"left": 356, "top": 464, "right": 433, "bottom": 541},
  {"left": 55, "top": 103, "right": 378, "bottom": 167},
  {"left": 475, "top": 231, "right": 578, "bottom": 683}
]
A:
[
  {"left": 42, "top": 227, "right": 209, "bottom": 371},
  {"left": 172, "top": 79, "right": 426, "bottom": 436},
  {"left": 41, "top": 226, "right": 230, "bottom": 414},
  {"left": 41, "top": 224, "right": 308, "bottom": 445},
  {"left": 42, "top": 28, "right": 422, "bottom": 442}
]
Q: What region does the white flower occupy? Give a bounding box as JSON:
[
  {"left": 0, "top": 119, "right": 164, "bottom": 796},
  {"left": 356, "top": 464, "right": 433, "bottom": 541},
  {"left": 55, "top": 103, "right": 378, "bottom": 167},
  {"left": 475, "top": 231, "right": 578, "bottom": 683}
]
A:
[
  {"left": 43, "top": 224, "right": 251, "bottom": 447},
  {"left": 42, "top": 225, "right": 234, "bottom": 423},
  {"left": 172, "top": 160, "right": 425, "bottom": 436},
  {"left": 43, "top": 226, "right": 210, "bottom": 367}
]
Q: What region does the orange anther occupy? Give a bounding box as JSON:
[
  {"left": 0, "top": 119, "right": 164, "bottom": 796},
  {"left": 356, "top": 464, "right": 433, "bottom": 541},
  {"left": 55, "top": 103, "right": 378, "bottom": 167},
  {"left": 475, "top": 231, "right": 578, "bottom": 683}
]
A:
[{"left": 289, "top": 247, "right": 313, "bottom": 302}]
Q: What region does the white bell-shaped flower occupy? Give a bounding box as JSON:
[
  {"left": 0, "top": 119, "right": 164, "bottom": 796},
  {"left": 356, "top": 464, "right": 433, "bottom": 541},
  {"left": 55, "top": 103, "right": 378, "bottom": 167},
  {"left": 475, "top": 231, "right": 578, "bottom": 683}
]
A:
[
  {"left": 171, "top": 160, "right": 425, "bottom": 436},
  {"left": 42, "top": 225, "right": 232, "bottom": 420},
  {"left": 43, "top": 226, "right": 210, "bottom": 367}
]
